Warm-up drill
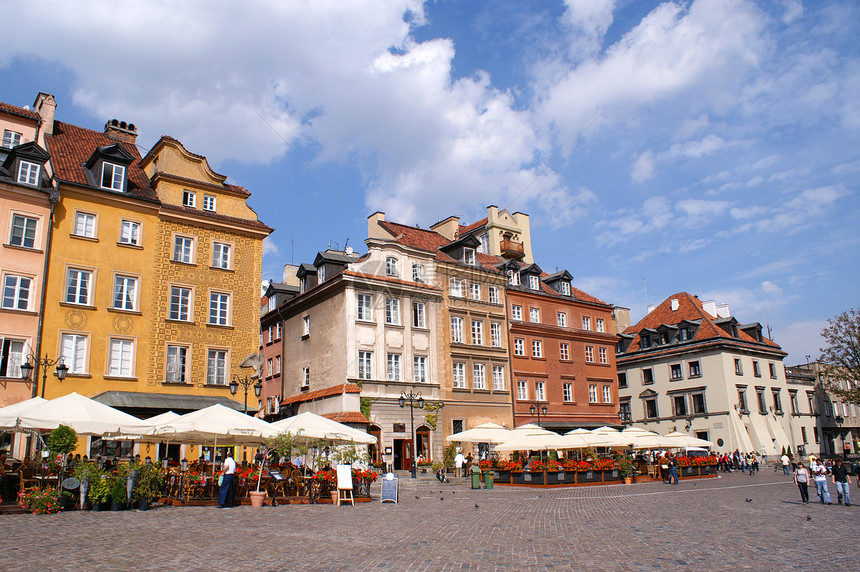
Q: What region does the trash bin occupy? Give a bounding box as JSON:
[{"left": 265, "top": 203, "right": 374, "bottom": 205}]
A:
[
  {"left": 470, "top": 464, "right": 481, "bottom": 489},
  {"left": 483, "top": 471, "right": 494, "bottom": 490}
]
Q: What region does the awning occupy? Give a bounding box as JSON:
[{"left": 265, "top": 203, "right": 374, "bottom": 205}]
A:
[{"left": 91, "top": 391, "right": 243, "bottom": 413}]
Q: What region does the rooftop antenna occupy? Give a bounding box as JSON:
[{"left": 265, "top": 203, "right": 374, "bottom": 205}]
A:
[{"left": 291, "top": 238, "right": 294, "bottom": 265}]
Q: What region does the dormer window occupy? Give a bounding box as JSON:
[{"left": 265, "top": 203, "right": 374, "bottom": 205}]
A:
[
  {"left": 560, "top": 282, "right": 571, "bottom": 296},
  {"left": 17, "top": 161, "right": 40, "bottom": 185},
  {"left": 101, "top": 162, "right": 125, "bottom": 191},
  {"left": 203, "top": 194, "right": 216, "bottom": 211},
  {"left": 183, "top": 190, "right": 196, "bottom": 207},
  {"left": 507, "top": 269, "right": 520, "bottom": 286},
  {"left": 641, "top": 334, "right": 650, "bottom": 348},
  {"left": 385, "top": 256, "right": 399, "bottom": 277},
  {"left": 478, "top": 233, "right": 489, "bottom": 254},
  {"left": 464, "top": 248, "right": 476, "bottom": 265},
  {"left": 528, "top": 275, "right": 539, "bottom": 290},
  {"left": 680, "top": 327, "right": 690, "bottom": 341},
  {"left": 318, "top": 265, "right": 326, "bottom": 282},
  {"left": 2, "top": 130, "right": 21, "bottom": 149}
]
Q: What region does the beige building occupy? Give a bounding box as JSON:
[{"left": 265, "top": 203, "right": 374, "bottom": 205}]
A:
[{"left": 617, "top": 292, "right": 817, "bottom": 456}]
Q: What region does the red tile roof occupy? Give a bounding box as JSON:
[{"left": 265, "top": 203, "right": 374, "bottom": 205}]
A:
[
  {"left": 342, "top": 270, "right": 442, "bottom": 291},
  {"left": 459, "top": 217, "right": 488, "bottom": 235},
  {"left": 323, "top": 411, "right": 370, "bottom": 424},
  {"left": 153, "top": 171, "right": 250, "bottom": 197},
  {"left": 621, "top": 292, "right": 782, "bottom": 352},
  {"left": 160, "top": 202, "right": 273, "bottom": 232},
  {"left": 46, "top": 121, "right": 159, "bottom": 202},
  {"left": 377, "top": 220, "right": 450, "bottom": 252},
  {"left": 280, "top": 383, "right": 362, "bottom": 406},
  {"left": 0, "top": 102, "right": 41, "bottom": 122}
]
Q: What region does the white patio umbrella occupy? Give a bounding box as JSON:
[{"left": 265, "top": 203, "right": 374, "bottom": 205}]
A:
[
  {"left": 14, "top": 392, "right": 151, "bottom": 436},
  {"left": 616, "top": 428, "right": 676, "bottom": 450},
  {"left": 564, "top": 428, "right": 629, "bottom": 448},
  {"left": 270, "top": 411, "right": 376, "bottom": 444},
  {"left": 592, "top": 425, "right": 620, "bottom": 434},
  {"left": 446, "top": 422, "right": 512, "bottom": 444},
  {"left": 495, "top": 431, "right": 570, "bottom": 452},
  {"left": 0, "top": 396, "right": 47, "bottom": 430},
  {"left": 663, "top": 431, "right": 714, "bottom": 448},
  {"left": 152, "top": 404, "right": 278, "bottom": 445},
  {"left": 104, "top": 411, "right": 182, "bottom": 443}
]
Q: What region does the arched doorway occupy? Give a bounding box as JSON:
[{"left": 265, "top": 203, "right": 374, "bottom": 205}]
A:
[
  {"left": 367, "top": 424, "right": 382, "bottom": 465},
  {"left": 416, "top": 425, "right": 430, "bottom": 462}
]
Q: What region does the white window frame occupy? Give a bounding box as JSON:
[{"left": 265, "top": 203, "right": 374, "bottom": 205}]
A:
[
  {"left": 563, "top": 383, "right": 573, "bottom": 402},
  {"left": 387, "top": 353, "right": 402, "bottom": 381},
  {"left": 589, "top": 385, "right": 598, "bottom": 403},
  {"left": 532, "top": 339, "right": 543, "bottom": 358},
  {"left": 166, "top": 345, "right": 189, "bottom": 383},
  {"left": 511, "top": 305, "right": 523, "bottom": 321},
  {"left": 529, "top": 308, "right": 540, "bottom": 323},
  {"left": 412, "top": 262, "right": 424, "bottom": 283},
  {"left": 559, "top": 343, "right": 569, "bottom": 361},
  {"left": 517, "top": 380, "right": 528, "bottom": 401},
  {"left": 412, "top": 302, "right": 426, "bottom": 328},
  {"left": 119, "top": 220, "right": 140, "bottom": 246},
  {"left": 357, "top": 293, "right": 373, "bottom": 321},
  {"left": 603, "top": 385, "right": 612, "bottom": 403},
  {"left": 202, "top": 194, "right": 217, "bottom": 211},
  {"left": 207, "top": 349, "right": 228, "bottom": 385},
  {"left": 473, "top": 364, "right": 486, "bottom": 390},
  {"left": 490, "top": 322, "right": 502, "bottom": 347},
  {"left": 212, "top": 242, "right": 231, "bottom": 269},
  {"left": 557, "top": 312, "right": 567, "bottom": 327},
  {"left": 101, "top": 162, "right": 125, "bottom": 191},
  {"left": 450, "top": 278, "right": 465, "bottom": 298},
  {"left": 385, "top": 256, "right": 399, "bottom": 277},
  {"left": 508, "top": 269, "right": 520, "bottom": 286},
  {"left": 585, "top": 346, "right": 594, "bottom": 362},
  {"left": 471, "top": 320, "right": 483, "bottom": 345},
  {"left": 209, "top": 291, "right": 231, "bottom": 326},
  {"left": 464, "top": 248, "right": 476, "bottom": 265},
  {"left": 2, "top": 274, "right": 32, "bottom": 310},
  {"left": 469, "top": 282, "right": 481, "bottom": 300},
  {"left": 596, "top": 318, "right": 605, "bottom": 333},
  {"left": 2, "top": 130, "right": 22, "bottom": 148},
  {"left": 488, "top": 286, "right": 500, "bottom": 304},
  {"left": 9, "top": 214, "right": 38, "bottom": 248},
  {"left": 17, "top": 161, "right": 40, "bottom": 185},
  {"left": 169, "top": 286, "right": 192, "bottom": 321},
  {"left": 560, "top": 282, "right": 571, "bottom": 296},
  {"left": 451, "top": 316, "right": 464, "bottom": 344},
  {"left": 599, "top": 347, "right": 607, "bottom": 364},
  {"left": 112, "top": 274, "right": 138, "bottom": 311},
  {"left": 358, "top": 351, "right": 373, "bottom": 380},
  {"left": 492, "top": 365, "right": 505, "bottom": 391},
  {"left": 453, "top": 363, "right": 466, "bottom": 389},
  {"left": 385, "top": 298, "right": 401, "bottom": 325},
  {"left": 513, "top": 338, "right": 525, "bottom": 356},
  {"left": 182, "top": 190, "right": 197, "bottom": 207},
  {"left": 303, "top": 316, "right": 310, "bottom": 336},
  {"left": 60, "top": 332, "right": 88, "bottom": 374},
  {"left": 73, "top": 212, "right": 97, "bottom": 238},
  {"left": 173, "top": 235, "right": 195, "bottom": 264},
  {"left": 535, "top": 381, "right": 546, "bottom": 401},
  {"left": 582, "top": 316, "right": 592, "bottom": 330},
  {"left": 528, "top": 275, "right": 539, "bottom": 290},
  {"left": 65, "top": 268, "right": 93, "bottom": 306},
  {"left": 0, "top": 338, "right": 26, "bottom": 378},
  {"left": 301, "top": 366, "right": 310, "bottom": 388},
  {"left": 107, "top": 337, "right": 135, "bottom": 377},
  {"left": 414, "top": 356, "right": 427, "bottom": 383}
]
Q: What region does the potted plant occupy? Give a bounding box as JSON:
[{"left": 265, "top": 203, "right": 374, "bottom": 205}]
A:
[
  {"left": 616, "top": 454, "right": 634, "bottom": 484},
  {"left": 88, "top": 475, "right": 112, "bottom": 511},
  {"left": 74, "top": 461, "right": 101, "bottom": 509},
  {"left": 132, "top": 463, "right": 165, "bottom": 510},
  {"left": 110, "top": 476, "right": 127, "bottom": 511}
]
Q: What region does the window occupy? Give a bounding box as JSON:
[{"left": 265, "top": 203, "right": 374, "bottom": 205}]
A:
[
  {"left": 529, "top": 308, "right": 540, "bottom": 323},
  {"left": 209, "top": 292, "right": 231, "bottom": 326},
  {"left": 599, "top": 347, "right": 607, "bottom": 364},
  {"left": 560, "top": 282, "right": 571, "bottom": 296},
  {"left": 738, "top": 389, "right": 748, "bottom": 412},
  {"left": 807, "top": 393, "right": 815, "bottom": 415},
  {"left": 689, "top": 361, "right": 701, "bottom": 377},
  {"left": 385, "top": 256, "right": 399, "bottom": 277},
  {"left": 535, "top": 381, "right": 546, "bottom": 401},
  {"left": 471, "top": 320, "right": 483, "bottom": 345},
  {"left": 412, "top": 263, "right": 424, "bottom": 283},
  {"left": 173, "top": 235, "right": 194, "bottom": 264},
  {"left": 517, "top": 380, "right": 528, "bottom": 400},
  {"left": 74, "top": 212, "right": 96, "bottom": 238},
  {"left": 585, "top": 346, "right": 594, "bottom": 362},
  {"left": 108, "top": 338, "right": 134, "bottom": 377},
  {"left": 490, "top": 322, "right": 502, "bottom": 347},
  {"left": 0, "top": 339, "right": 25, "bottom": 377},
  {"left": 670, "top": 364, "right": 683, "bottom": 381},
  {"left": 65, "top": 268, "right": 92, "bottom": 305},
  {"left": 492, "top": 365, "right": 505, "bottom": 390},
  {"left": 357, "top": 293, "right": 373, "bottom": 321},
  {"left": 582, "top": 316, "right": 592, "bottom": 330},
  {"left": 596, "top": 318, "right": 605, "bottom": 333},
  {"left": 618, "top": 372, "right": 628, "bottom": 388},
  {"left": 563, "top": 383, "right": 573, "bottom": 402},
  {"left": 532, "top": 340, "right": 543, "bottom": 358},
  {"left": 9, "top": 214, "right": 37, "bottom": 248},
  {"left": 469, "top": 283, "right": 481, "bottom": 300},
  {"left": 642, "top": 368, "right": 654, "bottom": 384},
  {"left": 756, "top": 388, "right": 767, "bottom": 414},
  {"left": 169, "top": 286, "right": 192, "bottom": 321},
  {"left": 414, "top": 356, "right": 427, "bottom": 383},
  {"left": 769, "top": 363, "right": 777, "bottom": 379},
  {"left": 202, "top": 194, "right": 216, "bottom": 211},
  {"left": 303, "top": 316, "right": 310, "bottom": 336},
  {"left": 752, "top": 361, "right": 761, "bottom": 377},
  {"left": 387, "top": 353, "right": 401, "bottom": 381},
  {"left": 644, "top": 397, "right": 658, "bottom": 419},
  {"left": 212, "top": 242, "right": 231, "bottom": 269},
  {"left": 464, "top": 248, "right": 476, "bottom": 265},
  {"left": 412, "top": 302, "right": 426, "bottom": 328},
  {"left": 120, "top": 220, "right": 140, "bottom": 246},
  {"left": 659, "top": 332, "right": 669, "bottom": 345},
  {"left": 453, "top": 363, "right": 466, "bottom": 389},
  {"left": 205, "top": 349, "right": 228, "bottom": 384},
  {"left": 60, "top": 333, "right": 88, "bottom": 374},
  {"left": 479, "top": 233, "right": 489, "bottom": 253},
  {"left": 559, "top": 343, "right": 570, "bottom": 360},
  {"left": 801, "top": 426, "right": 808, "bottom": 444},
  {"left": 473, "top": 364, "right": 486, "bottom": 390},
  {"left": 2, "top": 274, "right": 31, "bottom": 310},
  {"left": 17, "top": 161, "right": 40, "bottom": 185},
  {"left": 112, "top": 275, "right": 138, "bottom": 311},
  {"left": 182, "top": 190, "right": 196, "bottom": 207},
  {"left": 557, "top": 312, "right": 567, "bottom": 327},
  {"left": 385, "top": 298, "right": 400, "bottom": 325},
  {"left": 790, "top": 391, "right": 799, "bottom": 415},
  {"left": 734, "top": 358, "right": 743, "bottom": 375},
  {"left": 641, "top": 335, "right": 650, "bottom": 349},
  {"left": 488, "top": 286, "right": 500, "bottom": 304},
  {"left": 301, "top": 366, "right": 310, "bottom": 388},
  {"left": 508, "top": 269, "right": 520, "bottom": 286},
  {"left": 691, "top": 392, "right": 707, "bottom": 414},
  {"left": 2, "top": 130, "right": 21, "bottom": 148},
  {"left": 513, "top": 338, "right": 525, "bottom": 356},
  {"left": 166, "top": 345, "right": 188, "bottom": 383},
  {"left": 275, "top": 356, "right": 281, "bottom": 374},
  {"left": 528, "top": 275, "right": 539, "bottom": 290},
  {"left": 451, "top": 317, "right": 464, "bottom": 343},
  {"left": 101, "top": 162, "right": 125, "bottom": 191},
  {"left": 266, "top": 359, "right": 273, "bottom": 377},
  {"left": 450, "top": 279, "right": 464, "bottom": 297},
  {"left": 511, "top": 305, "right": 523, "bottom": 320},
  {"left": 589, "top": 385, "right": 598, "bottom": 403},
  {"left": 673, "top": 395, "right": 687, "bottom": 416},
  {"left": 358, "top": 351, "right": 373, "bottom": 380},
  {"left": 267, "top": 325, "right": 273, "bottom": 343},
  {"left": 603, "top": 385, "right": 612, "bottom": 403},
  {"left": 276, "top": 323, "right": 282, "bottom": 340},
  {"left": 772, "top": 390, "right": 783, "bottom": 413}
]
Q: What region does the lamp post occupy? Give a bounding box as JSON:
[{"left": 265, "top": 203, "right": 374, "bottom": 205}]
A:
[
  {"left": 529, "top": 403, "right": 548, "bottom": 427},
  {"left": 398, "top": 391, "right": 424, "bottom": 479},
  {"left": 20, "top": 354, "right": 68, "bottom": 398},
  {"left": 229, "top": 374, "right": 262, "bottom": 416}
]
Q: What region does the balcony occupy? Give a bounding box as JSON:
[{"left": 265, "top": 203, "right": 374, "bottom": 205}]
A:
[{"left": 500, "top": 238, "right": 525, "bottom": 259}]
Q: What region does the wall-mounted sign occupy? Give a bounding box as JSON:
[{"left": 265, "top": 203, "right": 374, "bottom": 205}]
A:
[{"left": 393, "top": 423, "right": 406, "bottom": 432}]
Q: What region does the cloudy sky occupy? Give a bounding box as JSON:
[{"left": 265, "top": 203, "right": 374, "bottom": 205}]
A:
[{"left": 2, "top": 0, "right": 858, "bottom": 365}]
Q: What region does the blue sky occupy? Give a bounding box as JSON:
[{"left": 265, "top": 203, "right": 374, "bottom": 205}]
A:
[{"left": 2, "top": 0, "right": 858, "bottom": 365}]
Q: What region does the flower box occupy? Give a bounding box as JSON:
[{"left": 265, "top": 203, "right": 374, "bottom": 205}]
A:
[
  {"left": 544, "top": 470, "right": 567, "bottom": 485},
  {"left": 700, "top": 465, "right": 716, "bottom": 475},
  {"left": 602, "top": 469, "right": 623, "bottom": 482},
  {"left": 577, "top": 470, "right": 601, "bottom": 484},
  {"left": 494, "top": 470, "right": 511, "bottom": 484},
  {"left": 510, "top": 471, "right": 537, "bottom": 484}
]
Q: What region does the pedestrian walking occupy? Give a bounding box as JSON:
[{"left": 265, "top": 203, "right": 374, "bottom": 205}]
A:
[
  {"left": 668, "top": 453, "right": 679, "bottom": 485},
  {"left": 794, "top": 462, "right": 810, "bottom": 504},
  {"left": 832, "top": 459, "right": 851, "bottom": 506},
  {"left": 218, "top": 451, "right": 237, "bottom": 508},
  {"left": 781, "top": 452, "right": 790, "bottom": 475},
  {"left": 811, "top": 457, "right": 832, "bottom": 505},
  {"left": 454, "top": 449, "right": 465, "bottom": 478}
]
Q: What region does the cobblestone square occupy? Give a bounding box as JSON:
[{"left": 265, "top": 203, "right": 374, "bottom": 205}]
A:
[{"left": 1, "top": 468, "right": 857, "bottom": 571}]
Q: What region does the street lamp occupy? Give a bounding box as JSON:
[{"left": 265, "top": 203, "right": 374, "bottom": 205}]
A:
[
  {"left": 618, "top": 407, "right": 632, "bottom": 428},
  {"left": 229, "top": 374, "right": 262, "bottom": 415},
  {"left": 529, "top": 403, "right": 548, "bottom": 427},
  {"left": 398, "top": 391, "right": 424, "bottom": 479},
  {"left": 20, "top": 354, "right": 68, "bottom": 398}
]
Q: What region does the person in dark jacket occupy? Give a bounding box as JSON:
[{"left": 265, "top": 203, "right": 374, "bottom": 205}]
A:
[{"left": 832, "top": 459, "right": 850, "bottom": 506}]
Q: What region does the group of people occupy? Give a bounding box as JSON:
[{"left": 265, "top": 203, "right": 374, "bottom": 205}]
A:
[
  {"left": 716, "top": 450, "right": 760, "bottom": 474},
  {"left": 793, "top": 456, "right": 854, "bottom": 506}
]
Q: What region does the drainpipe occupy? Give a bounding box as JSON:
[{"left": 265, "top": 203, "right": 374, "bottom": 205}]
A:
[{"left": 31, "top": 185, "right": 59, "bottom": 398}]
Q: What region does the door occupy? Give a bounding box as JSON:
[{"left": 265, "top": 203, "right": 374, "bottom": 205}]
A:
[{"left": 399, "top": 439, "right": 413, "bottom": 471}]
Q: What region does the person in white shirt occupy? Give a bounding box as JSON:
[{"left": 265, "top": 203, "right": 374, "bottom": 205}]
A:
[
  {"left": 454, "top": 450, "right": 465, "bottom": 478},
  {"left": 780, "top": 454, "right": 790, "bottom": 475},
  {"left": 810, "top": 457, "right": 832, "bottom": 505},
  {"left": 218, "top": 452, "right": 237, "bottom": 508}
]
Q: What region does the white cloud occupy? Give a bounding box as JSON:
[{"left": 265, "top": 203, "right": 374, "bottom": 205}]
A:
[
  {"left": 262, "top": 237, "right": 280, "bottom": 257},
  {"left": 675, "top": 198, "right": 730, "bottom": 217},
  {"left": 561, "top": 0, "right": 616, "bottom": 60},
  {"left": 780, "top": 0, "right": 803, "bottom": 25},
  {"left": 631, "top": 150, "right": 655, "bottom": 183},
  {"left": 760, "top": 280, "right": 783, "bottom": 295},
  {"left": 773, "top": 320, "right": 827, "bottom": 365}
]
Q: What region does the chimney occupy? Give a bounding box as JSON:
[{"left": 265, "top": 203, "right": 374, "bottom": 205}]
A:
[
  {"left": 670, "top": 298, "right": 679, "bottom": 311},
  {"left": 104, "top": 119, "right": 138, "bottom": 144},
  {"left": 367, "top": 212, "right": 389, "bottom": 240},
  {"left": 282, "top": 264, "right": 301, "bottom": 287},
  {"left": 702, "top": 300, "right": 717, "bottom": 317},
  {"left": 430, "top": 215, "right": 460, "bottom": 241},
  {"left": 646, "top": 304, "right": 656, "bottom": 314},
  {"left": 612, "top": 306, "right": 631, "bottom": 333},
  {"left": 33, "top": 92, "right": 56, "bottom": 140},
  {"left": 715, "top": 303, "right": 730, "bottom": 318}
]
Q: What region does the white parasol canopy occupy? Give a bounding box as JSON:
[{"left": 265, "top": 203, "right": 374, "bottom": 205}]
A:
[
  {"left": 11, "top": 392, "right": 150, "bottom": 436},
  {"left": 446, "top": 422, "right": 512, "bottom": 444},
  {"left": 0, "top": 396, "right": 47, "bottom": 429},
  {"left": 616, "top": 427, "right": 676, "bottom": 449},
  {"left": 270, "top": 411, "right": 376, "bottom": 444},
  {"left": 151, "top": 404, "right": 278, "bottom": 445},
  {"left": 564, "top": 428, "right": 629, "bottom": 448},
  {"left": 495, "top": 430, "right": 570, "bottom": 452},
  {"left": 663, "top": 431, "right": 714, "bottom": 448}
]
